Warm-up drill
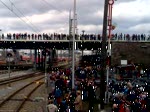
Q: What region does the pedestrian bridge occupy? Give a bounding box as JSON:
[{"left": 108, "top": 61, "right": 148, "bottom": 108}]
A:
[{"left": 0, "top": 38, "right": 149, "bottom": 50}]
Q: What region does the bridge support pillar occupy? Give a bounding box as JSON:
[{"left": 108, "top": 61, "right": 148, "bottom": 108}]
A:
[
  {"left": 34, "top": 49, "right": 37, "bottom": 71},
  {"left": 43, "top": 49, "right": 46, "bottom": 71},
  {"left": 47, "top": 50, "right": 51, "bottom": 71},
  {"left": 37, "top": 49, "right": 41, "bottom": 69},
  {"left": 48, "top": 51, "right": 50, "bottom": 68},
  {"left": 49, "top": 49, "right": 53, "bottom": 68},
  {"left": 52, "top": 49, "right": 56, "bottom": 61},
  {"left": 41, "top": 49, "right": 44, "bottom": 70}
]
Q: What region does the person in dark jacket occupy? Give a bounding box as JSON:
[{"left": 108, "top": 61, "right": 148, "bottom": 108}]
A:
[
  {"left": 69, "top": 89, "right": 76, "bottom": 112},
  {"left": 87, "top": 82, "right": 95, "bottom": 112}
]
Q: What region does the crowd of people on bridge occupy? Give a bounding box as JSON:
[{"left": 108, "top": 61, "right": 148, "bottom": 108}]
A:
[{"left": 0, "top": 33, "right": 150, "bottom": 41}]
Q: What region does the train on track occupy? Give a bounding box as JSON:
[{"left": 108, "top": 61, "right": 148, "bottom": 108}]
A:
[
  {"left": 0, "top": 49, "right": 71, "bottom": 66},
  {"left": 0, "top": 49, "right": 31, "bottom": 65}
]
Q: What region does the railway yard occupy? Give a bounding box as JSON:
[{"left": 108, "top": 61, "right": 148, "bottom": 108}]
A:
[
  {"left": 0, "top": 70, "right": 47, "bottom": 112},
  {"left": 0, "top": 61, "right": 78, "bottom": 112},
  {"left": 0, "top": 58, "right": 149, "bottom": 112}
]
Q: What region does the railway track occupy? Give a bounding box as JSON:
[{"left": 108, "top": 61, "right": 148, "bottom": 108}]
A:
[
  {"left": 52, "top": 61, "right": 79, "bottom": 69},
  {"left": 0, "top": 76, "right": 44, "bottom": 112},
  {"left": 0, "top": 72, "right": 42, "bottom": 86},
  {"left": 0, "top": 69, "right": 19, "bottom": 75},
  {"left": 0, "top": 62, "right": 78, "bottom": 110},
  {"left": 0, "top": 61, "right": 75, "bottom": 85}
]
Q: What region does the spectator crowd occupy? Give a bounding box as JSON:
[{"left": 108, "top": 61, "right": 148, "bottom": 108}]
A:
[
  {"left": 0, "top": 33, "right": 150, "bottom": 41},
  {"left": 46, "top": 67, "right": 100, "bottom": 112},
  {"left": 45, "top": 65, "right": 150, "bottom": 112},
  {"left": 111, "top": 81, "right": 150, "bottom": 112}
]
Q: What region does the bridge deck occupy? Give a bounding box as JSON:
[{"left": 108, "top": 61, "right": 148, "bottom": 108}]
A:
[
  {"left": 0, "top": 39, "right": 149, "bottom": 50},
  {"left": 0, "top": 39, "right": 150, "bottom": 43}
]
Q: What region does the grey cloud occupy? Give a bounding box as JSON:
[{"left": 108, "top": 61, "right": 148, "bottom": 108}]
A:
[
  {"left": 0, "top": 0, "right": 149, "bottom": 35},
  {"left": 38, "top": 20, "right": 67, "bottom": 31},
  {"left": 113, "top": 14, "right": 150, "bottom": 32},
  {"left": 4, "top": 20, "right": 37, "bottom": 32},
  {"left": 78, "top": 14, "right": 103, "bottom": 25},
  {"left": 0, "top": 9, "right": 16, "bottom": 18},
  {"left": 0, "top": 0, "right": 61, "bottom": 17},
  {"left": 12, "top": 0, "right": 53, "bottom": 16},
  {"left": 115, "top": 0, "right": 137, "bottom": 4}
]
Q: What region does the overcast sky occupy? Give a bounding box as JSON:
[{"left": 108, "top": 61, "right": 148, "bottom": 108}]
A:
[{"left": 0, "top": 0, "right": 150, "bottom": 35}]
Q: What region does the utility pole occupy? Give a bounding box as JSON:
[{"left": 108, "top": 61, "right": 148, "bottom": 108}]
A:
[
  {"left": 69, "top": 10, "right": 72, "bottom": 37},
  {"left": 75, "top": 13, "right": 78, "bottom": 40},
  {"left": 100, "top": 0, "right": 109, "bottom": 110},
  {"left": 69, "top": 11, "right": 73, "bottom": 67},
  {"left": 72, "top": 0, "right": 76, "bottom": 89}
]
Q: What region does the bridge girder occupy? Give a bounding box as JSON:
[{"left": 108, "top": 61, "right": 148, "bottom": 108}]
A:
[{"left": 0, "top": 41, "right": 103, "bottom": 50}]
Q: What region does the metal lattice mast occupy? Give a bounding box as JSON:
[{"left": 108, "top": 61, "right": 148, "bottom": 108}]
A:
[{"left": 72, "top": 0, "right": 76, "bottom": 89}]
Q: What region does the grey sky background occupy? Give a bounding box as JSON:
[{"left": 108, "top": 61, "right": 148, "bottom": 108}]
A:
[{"left": 0, "top": 0, "right": 149, "bottom": 35}]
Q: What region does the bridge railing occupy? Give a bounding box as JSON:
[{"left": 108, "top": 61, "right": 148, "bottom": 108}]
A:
[{"left": 0, "top": 33, "right": 150, "bottom": 42}]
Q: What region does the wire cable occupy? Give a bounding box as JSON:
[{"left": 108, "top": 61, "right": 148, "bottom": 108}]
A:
[
  {"left": 8, "top": 0, "right": 41, "bottom": 32},
  {"left": 42, "top": 0, "right": 62, "bottom": 13},
  {"left": 0, "top": 0, "right": 39, "bottom": 33}
]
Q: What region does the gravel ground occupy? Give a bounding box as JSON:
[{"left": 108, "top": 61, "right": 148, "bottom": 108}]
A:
[
  {"left": 0, "top": 74, "right": 44, "bottom": 112},
  {"left": 0, "top": 82, "right": 39, "bottom": 111},
  {"left": 0, "top": 70, "right": 35, "bottom": 80},
  {"left": 19, "top": 83, "right": 47, "bottom": 112},
  {"left": 0, "top": 75, "right": 43, "bottom": 100}
]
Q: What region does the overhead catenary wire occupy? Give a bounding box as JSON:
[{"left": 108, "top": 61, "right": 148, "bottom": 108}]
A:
[
  {"left": 41, "top": 0, "right": 62, "bottom": 13},
  {"left": 41, "top": 0, "right": 69, "bottom": 33},
  {"left": 8, "top": 0, "right": 41, "bottom": 32},
  {"left": 0, "top": 0, "right": 39, "bottom": 33},
  {"left": 9, "top": 0, "right": 13, "bottom": 11}
]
